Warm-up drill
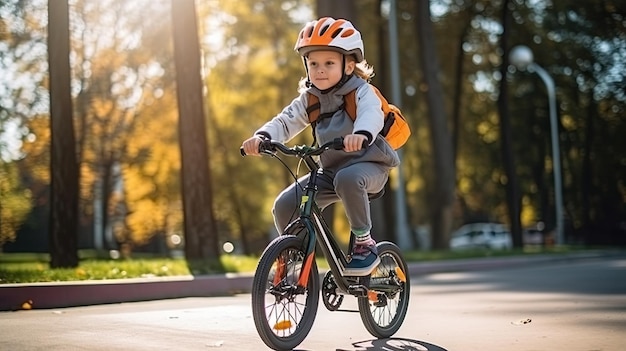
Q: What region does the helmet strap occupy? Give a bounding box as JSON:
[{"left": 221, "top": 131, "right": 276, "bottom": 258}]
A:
[
  {"left": 302, "top": 57, "right": 313, "bottom": 88},
  {"left": 332, "top": 56, "right": 351, "bottom": 90}
]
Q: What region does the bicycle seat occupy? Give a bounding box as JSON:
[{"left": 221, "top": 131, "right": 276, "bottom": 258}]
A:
[{"left": 368, "top": 189, "right": 385, "bottom": 200}]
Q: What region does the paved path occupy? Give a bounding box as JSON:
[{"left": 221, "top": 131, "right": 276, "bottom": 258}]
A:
[
  {"left": 0, "top": 250, "right": 617, "bottom": 311},
  {"left": 1, "top": 253, "right": 625, "bottom": 350}
]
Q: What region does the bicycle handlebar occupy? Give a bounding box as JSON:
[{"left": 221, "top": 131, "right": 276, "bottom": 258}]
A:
[{"left": 240, "top": 137, "right": 366, "bottom": 157}]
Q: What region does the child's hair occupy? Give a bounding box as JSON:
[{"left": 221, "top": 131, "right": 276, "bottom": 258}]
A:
[
  {"left": 298, "top": 55, "right": 375, "bottom": 93},
  {"left": 353, "top": 59, "right": 375, "bottom": 81}
]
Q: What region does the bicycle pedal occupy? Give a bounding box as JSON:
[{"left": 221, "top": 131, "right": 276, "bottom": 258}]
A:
[{"left": 347, "top": 284, "right": 368, "bottom": 297}]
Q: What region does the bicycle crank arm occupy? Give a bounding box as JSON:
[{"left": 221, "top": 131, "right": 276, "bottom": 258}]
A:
[{"left": 347, "top": 284, "right": 369, "bottom": 297}]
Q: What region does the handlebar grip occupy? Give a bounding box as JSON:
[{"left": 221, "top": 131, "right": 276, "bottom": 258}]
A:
[
  {"left": 331, "top": 137, "right": 368, "bottom": 151},
  {"left": 240, "top": 138, "right": 272, "bottom": 156},
  {"left": 332, "top": 138, "right": 344, "bottom": 150}
]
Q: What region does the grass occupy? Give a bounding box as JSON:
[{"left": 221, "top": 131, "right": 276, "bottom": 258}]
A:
[
  {"left": 402, "top": 245, "right": 575, "bottom": 261},
  {"left": 0, "top": 253, "right": 260, "bottom": 284},
  {"left": 0, "top": 245, "right": 588, "bottom": 284}
]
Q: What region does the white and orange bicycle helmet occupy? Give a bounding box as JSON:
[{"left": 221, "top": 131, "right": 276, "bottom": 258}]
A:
[{"left": 295, "top": 17, "right": 364, "bottom": 62}]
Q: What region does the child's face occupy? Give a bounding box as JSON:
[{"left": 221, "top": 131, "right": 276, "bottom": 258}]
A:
[{"left": 306, "top": 50, "right": 355, "bottom": 90}]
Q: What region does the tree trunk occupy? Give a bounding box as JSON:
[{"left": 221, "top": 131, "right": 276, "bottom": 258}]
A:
[
  {"left": 451, "top": 18, "right": 471, "bottom": 163},
  {"left": 581, "top": 91, "right": 595, "bottom": 244},
  {"left": 48, "top": 0, "right": 79, "bottom": 268},
  {"left": 316, "top": 0, "right": 357, "bottom": 23},
  {"left": 497, "top": 0, "right": 523, "bottom": 247},
  {"left": 171, "top": 0, "right": 221, "bottom": 262},
  {"left": 415, "top": 0, "right": 456, "bottom": 249}
]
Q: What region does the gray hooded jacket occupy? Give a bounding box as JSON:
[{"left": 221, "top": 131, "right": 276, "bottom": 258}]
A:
[{"left": 255, "top": 76, "right": 400, "bottom": 172}]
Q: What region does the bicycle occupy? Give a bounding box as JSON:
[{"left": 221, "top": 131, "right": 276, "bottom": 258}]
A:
[{"left": 241, "top": 138, "right": 410, "bottom": 351}]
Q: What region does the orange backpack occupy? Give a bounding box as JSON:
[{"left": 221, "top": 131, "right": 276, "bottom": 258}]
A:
[{"left": 306, "top": 84, "right": 411, "bottom": 150}]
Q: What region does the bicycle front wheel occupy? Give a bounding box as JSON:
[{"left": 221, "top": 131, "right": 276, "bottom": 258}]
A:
[
  {"left": 358, "top": 241, "right": 410, "bottom": 338},
  {"left": 251, "top": 234, "right": 320, "bottom": 351}
]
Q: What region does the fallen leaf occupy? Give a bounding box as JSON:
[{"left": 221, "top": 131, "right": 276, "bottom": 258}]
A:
[
  {"left": 511, "top": 318, "right": 532, "bottom": 325},
  {"left": 206, "top": 340, "right": 224, "bottom": 347},
  {"left": 21, "top": 300, "right": 33, "bottom": 310}
]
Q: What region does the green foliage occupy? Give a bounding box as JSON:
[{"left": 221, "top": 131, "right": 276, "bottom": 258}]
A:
[
  {"left": 0, "top": 258, "right": 190, "bottom": 283},
  {"left": 402, "top": 245, "right": 579, "bottom": 261},
  {"left": 0, "top": 162, "right": 32, "bottom": 248},
  {"left": 0, "top": 254, "right": 261, "bottom": 284}
]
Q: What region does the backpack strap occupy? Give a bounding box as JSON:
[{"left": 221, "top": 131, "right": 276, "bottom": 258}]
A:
[
  {"left": 307, "top": 94, "right": 342, "bottom": 121},
  {"left": 307, "top": 93, "right": 343, "bottom": 145},
  {"left": 306, "top": 88, "right": 365, "bottom": 144},
  {"left": 341, "top": 84, "right": 389, "bottom": 122},
  {"left": 343, "top": 89, "right": 357, "bottom": 121},
  {"left": 306, "top": 94, "right": 321, "bottom": 124},
  {"left": 307, "top": 90, "right": 358, "bottom": 123}
]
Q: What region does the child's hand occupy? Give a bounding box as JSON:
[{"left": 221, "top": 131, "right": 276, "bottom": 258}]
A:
[
  {"left": 241, "top": 136, "right": 264, "bottom": 156},
  {"left": 343, "top": 134, "right": 368, "bottom": 152}
]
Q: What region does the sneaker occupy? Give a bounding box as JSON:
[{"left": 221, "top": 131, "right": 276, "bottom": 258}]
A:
[{"left": 344, "top": 238, "right": 380, "bottom": 276}]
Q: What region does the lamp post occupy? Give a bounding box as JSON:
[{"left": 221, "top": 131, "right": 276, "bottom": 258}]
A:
[
  {"left": 509, "top": 45, "right": 564, "bottom": 246},
  {"left": 388, "top": 0, "right": 412, "bottom": 250}
]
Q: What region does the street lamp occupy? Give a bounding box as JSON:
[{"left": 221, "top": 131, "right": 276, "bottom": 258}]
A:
[
  {"left": 509, "top": 45, "right": 564, "bottom": 246},
  {"left": 387, "top": 0, "right": 412, "bottom": 250}
]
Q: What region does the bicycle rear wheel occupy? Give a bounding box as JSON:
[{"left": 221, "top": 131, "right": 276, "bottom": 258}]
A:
[
  {"left": 358, "top": 241, "right": 410, "bottom": 338},
  {"left": 251, "top": 234, "right": 320, "bottom": 351}
]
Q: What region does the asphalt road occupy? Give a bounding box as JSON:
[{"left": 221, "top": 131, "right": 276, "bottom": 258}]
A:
[{"left": 1, "top": 254, "right": 625, "bottom": 351}]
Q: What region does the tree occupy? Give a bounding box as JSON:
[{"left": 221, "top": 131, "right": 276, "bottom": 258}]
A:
[
  {"left": 317, "top": 0, "right": 356, "bottom": 22},
  {"left": 415, "top": 0, "right": 456, "bottom": 249},
  {"left": 171, "top": 0, "right": 221, "bottom": 263},
  {"left": 497, "top": 0, "right": 523, "bottom": 247},
  {"left": 47, "top": 0, "right": 79, "bottom": 267}
]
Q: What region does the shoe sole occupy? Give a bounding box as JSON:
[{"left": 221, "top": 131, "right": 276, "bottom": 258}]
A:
[{"left": 342, "top": 256, "right": 381, "bottom": 277}]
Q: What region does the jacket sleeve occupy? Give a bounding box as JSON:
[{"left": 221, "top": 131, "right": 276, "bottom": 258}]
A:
[
  {"left": 353, "top": 84, "right": 384, "bottom": 144},
  {"left": 255, "top": 93, "right": 311, "bottom": 142}
]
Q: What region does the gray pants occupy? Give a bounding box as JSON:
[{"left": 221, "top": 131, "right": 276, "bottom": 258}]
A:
[{"left": 272, "top": 162, "right": 390, "bottom": 235}]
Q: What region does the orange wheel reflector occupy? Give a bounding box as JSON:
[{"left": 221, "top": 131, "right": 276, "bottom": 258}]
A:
[
  {"left": 273, "top": 320, "right": 292, "bottom": 330},
  {"left": 368, "top": 291, "right": 379, "bottom": 302},
  {"left": 395, "top": 266, "right": 407, "bottom": 283}
]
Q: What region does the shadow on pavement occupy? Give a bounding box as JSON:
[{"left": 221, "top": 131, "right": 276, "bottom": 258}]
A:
[{"left": 339, "top": 337, "right": 448, "bottom": 351}]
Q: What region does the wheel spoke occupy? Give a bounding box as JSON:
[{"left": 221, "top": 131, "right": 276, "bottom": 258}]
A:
[
  {"left": 252, "top": 237, "right": 319, "bottom": 350},
  {"left": 358, "top": 242, "right": 410, "bottom": 338}
]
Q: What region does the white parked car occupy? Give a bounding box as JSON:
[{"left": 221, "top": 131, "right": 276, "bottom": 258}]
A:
[{"left": 450, "top": 223, "right": 512, "bottom": 250}]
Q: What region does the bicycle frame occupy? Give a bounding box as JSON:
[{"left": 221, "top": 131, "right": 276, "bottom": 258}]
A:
[
  {"left": 280, "top": 149, "right": 367, "bottom": 295},
  {"left": 247, "top": 139, "right": 410, "bottom": 349}
]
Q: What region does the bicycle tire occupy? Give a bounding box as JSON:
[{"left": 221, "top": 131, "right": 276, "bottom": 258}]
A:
[
  {"left": 357, "top": 241, "right": 410, "bottom": 338},
  {"left": 251, "top": 234, "right": 320, "bottom": 351}
]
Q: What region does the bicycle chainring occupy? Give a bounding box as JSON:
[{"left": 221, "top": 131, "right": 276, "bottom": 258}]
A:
[{"left": 321, "top": 271, "right": 344, "bottom": 311}]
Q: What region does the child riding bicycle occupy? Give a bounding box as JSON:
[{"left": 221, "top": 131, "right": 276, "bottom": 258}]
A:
[{"left": 241, "top": 17, "right": 400, "bottom": 276}]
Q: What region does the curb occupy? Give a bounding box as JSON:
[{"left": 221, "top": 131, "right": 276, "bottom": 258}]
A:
[
  {"left": 0, "top": 251, "right": 609, "bottom": 311},
  {"left": 0, "top": 273, "right": 254, "bottom": 311}
]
